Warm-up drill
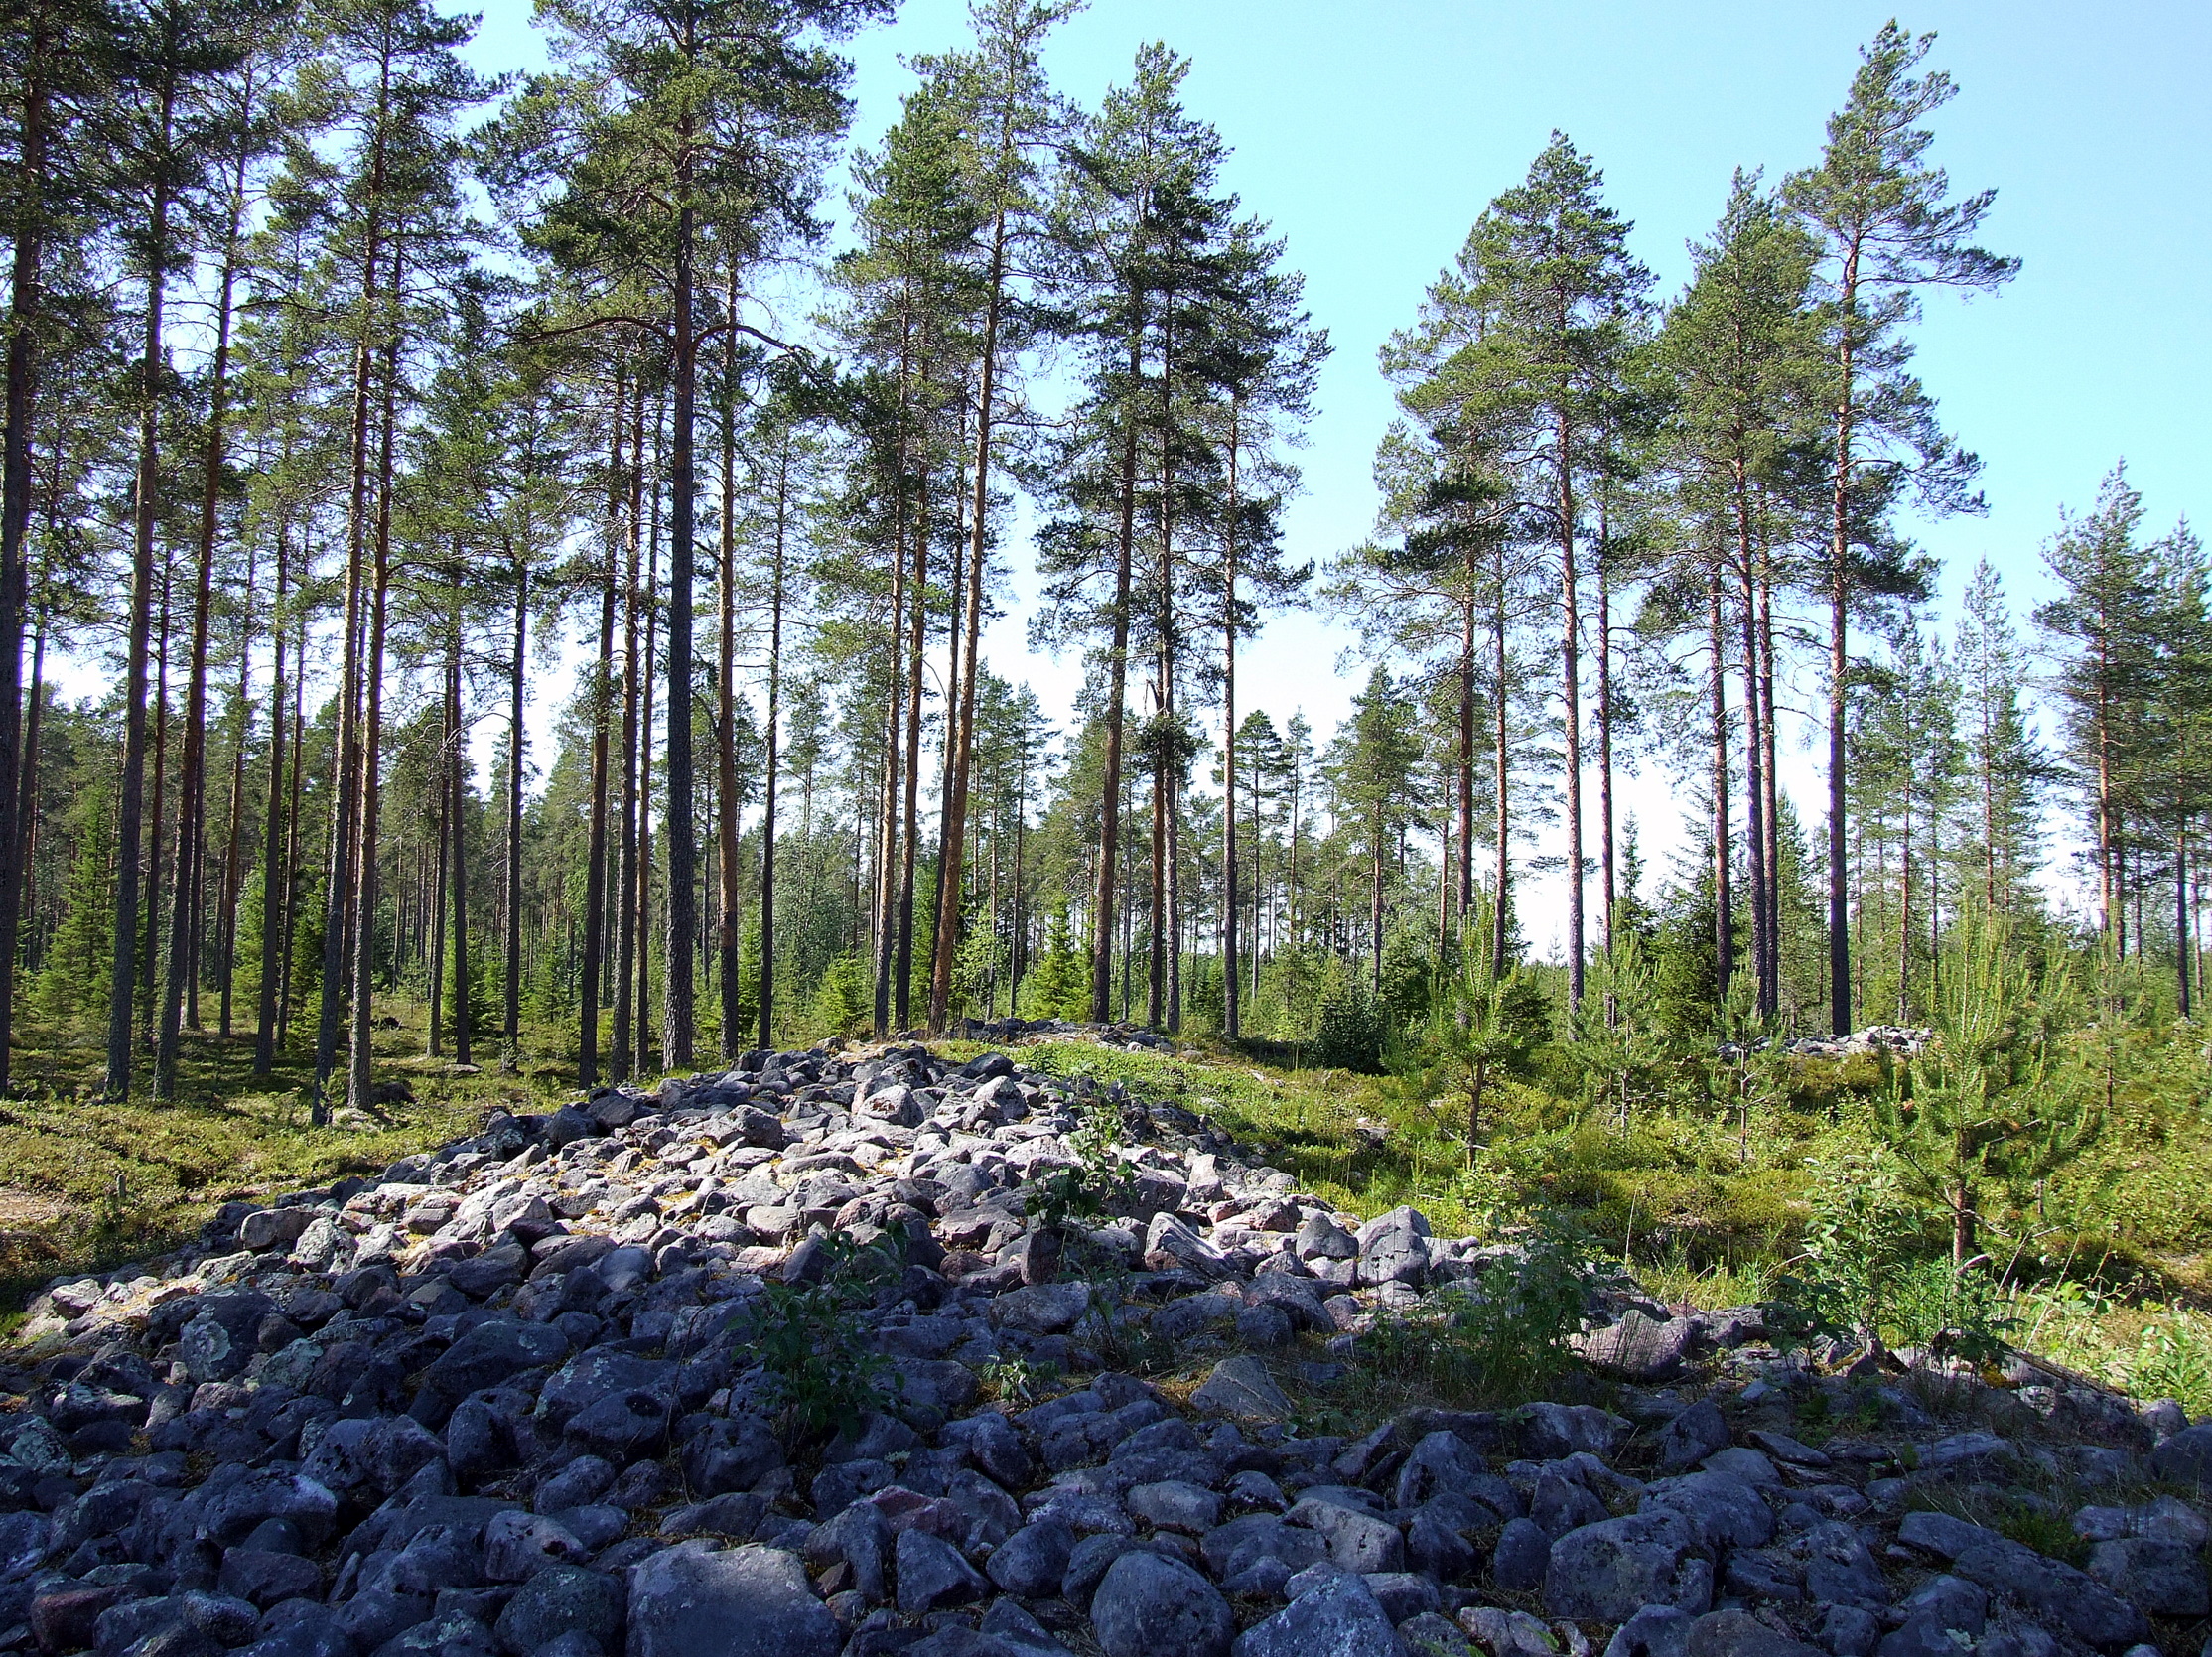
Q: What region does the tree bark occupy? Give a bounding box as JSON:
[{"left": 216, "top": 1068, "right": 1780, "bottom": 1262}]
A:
[
  {"left": 716, "top": 266, "right": 742, "bottom": 1059},
  {"left": 1708, "top": 567, "right": 1732, "bottom": 1002},
  {"left": 502, "top": 552, "right": 524, "bottom": 1063},
  {"left": 661, "top": 83, "right": 698, "bottom": 1072},
  {"left": 579, "top": 371, "right": 622, "bottom": 1083},
  {"left": 758, "top": 435, "right": 787, "bottom": 1048},
  {"left": 155, "top": 140, "right": 246, "bottom": 1095},
  {"left": 1556, "top": 407, "right": 1584, "bottom": 1011},
  {"left": 613, "top": 376, "right": 643, "bottom": 1080},
  {"left": 1827, "top": 239, "right": 1863, "bottom": 1036},
  {"left": 315, "top": 57, "right": 390, "bottom": 1120},
  {"left": 0, "top": 24, "right": 50, "bottom": 1096},
  {"left": 346, "top": 246, "right": 402, "bottom": 1111},
  {"left": 254, "top": 518, "right": 287, "bottom": 1074},
  {"left": 447, "top": 635, "right": 470, "bottom": 1065},
  {"left": 1091, "top": 331, "right": 1141, "bottom": 1023},
  {"left": 107, "top": 68, "right": 176, "bottom": 1101},
  {"left": 1221, "top": 400, "right": 1240, "bottom": 1039}
]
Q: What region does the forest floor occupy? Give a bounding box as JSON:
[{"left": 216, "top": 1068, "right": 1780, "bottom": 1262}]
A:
[{"left": 0, "top": 1007, "right": 2207, "bottom": 1414}]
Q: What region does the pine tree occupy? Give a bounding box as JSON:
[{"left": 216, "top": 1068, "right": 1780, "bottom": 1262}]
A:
[
  {"left": 1953, "top": 560, "right": 2045, "bottom": 919},
  {"left": 1405, "top": 133, "right": 1651, "bottom": 1011},
  {"left": 2035, "top": 467, "right": 2168, "bottom": 956},
  {"left": 1784, "top": 22, "right": 2016, "bottom": 1035},
  {"left": 1657, "top": 171, "right": 1824, "bottom": 1019}
]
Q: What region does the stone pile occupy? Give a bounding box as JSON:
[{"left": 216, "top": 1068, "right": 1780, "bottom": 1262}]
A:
[{"left": 0, "top": 1040, "right": 2205, "bottom": 1657}]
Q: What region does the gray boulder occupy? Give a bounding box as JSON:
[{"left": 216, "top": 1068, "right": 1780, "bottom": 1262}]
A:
[
  {"left": 1897, "top": 1511, "right": 2147, "bottom": 1649},
  {"left": 895, "top": 1527, "right": 988, "bottom": 1614},
  {"left": 494, "top": 1567, "right": 623, "bottom": 1657},
  {"left": 2148, "top": 1423, "right": 2212, "bottom": 1487},
  {"left": 625, "top": 1544, "right": 838, "bottom": 1657},
  {"left": 1543, "top": 1512, "right": 1714, "bottom": 1622},
  {"left": 2087, "top": 1537, "right": 2209, "bottom": 1617},
  {"left": 1091, "top": 1552, "right": 1233, "bottom": 1657},
  {"left": 1641, "top": 1473, "right": 1775, "bottom": 1551},
  {"left": 1579, "top": 1311, "right": 1697, "bottom": 1380},
  {"left": 1687, "top": 1609, "right": 1824, "bottom": 1657},
  {"left": 1190, "top": 1356, "right": 1290, "bottom": 1420},
  {"left": 1231, "top": 1571, "right": 1408, "bottom": 1657},
  {"left": 1657, "top": 1403, "right": 1731, "bottom": 1474},
  {"left": 1603, "top": 1606, "right": 1693, "bottom": 1657},
  {"left": 1492, "top": 1517, "right": 1552, "bottom": 1592},
  {"left": 987, "top": 1517, "right": 1074, "bottom": 1598}
]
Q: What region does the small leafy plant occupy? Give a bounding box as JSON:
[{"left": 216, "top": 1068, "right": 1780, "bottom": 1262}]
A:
[
  {"left": 1360, "top": 1219, "right": 1594, "bottom": 1406},
  {"left": 750, "top": 1229, "right": 905, "bottom": 1448}
]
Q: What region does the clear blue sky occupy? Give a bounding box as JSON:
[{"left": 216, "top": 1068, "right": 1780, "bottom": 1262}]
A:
[{"left": 460, "top": 0, "right": 2210, "bottom": 933}]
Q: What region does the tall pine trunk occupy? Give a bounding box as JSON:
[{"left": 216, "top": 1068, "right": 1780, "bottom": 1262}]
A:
[
  {"left": 1090, "top": 332, "right": 1141, "bottom": 1023},
  {"left": 1221, "top": 402, "right": 1241, "bottom": 1039},
  {"left": 346, "top": 256, "right": 401, "bottom": 1111},
  {"left": 315, "top": 70, "right": 389, "bottom": 1120},
  {"left": 1708, "top": 567, "right": 1732, "bottom": 1002},
  {"left": 1556, "top": 407, "right": 1584, "bottom": 1011},
  {"left": 929, "top": 207, "right": 1007, "bottom": 1033},
  {"left": 254, "top": 519, "right": 287, "bottom": 1074},
  {"left": 613, "top": 378, "right": 643, "bottom": 1081},
  {"left": 502, "top": 554, "right": 523, "bottom": 1064},
  {"left": 447, "top": 637, "right": 470, "bottom": 1066},
  {"left": 578, "top": 372, "right": 622, "bottom": 1084},
  {"left": 894, "top": 462, "right": 925, "bottom": 1031},
  {"left": 0, "top": 26, "right": 50, "bottom": 1095},
  {"left": 107, "top": 70, "right": 176, "bottom": 1100},
  {"left": 1826, "top": 238, "right": 1863, "bottom": 1036},
  {"left": 662, "top": 97, "right": 698, "bottom": 1071},
  {"left": 758, "top": 438, "right": 787, "bottom": 1048},
  {"left": 155, "top": 147, "right": 245, "bottom": 1096},
  {"left": 715, "top": 268, "right": 742, "bottom": 1059}
]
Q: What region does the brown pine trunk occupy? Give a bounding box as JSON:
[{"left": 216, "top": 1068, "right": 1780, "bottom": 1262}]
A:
[
  {"left": 0, "top": 28, "right": 50, "bottom": 1096},
  {"left": 1708, "top": 568, "right": 1732, "bottom": 1002},
  {"left": 1490, "top": 548, "right": 1510, "bottom": 976},
  {"left": 661, "top": 97, "right": 698, "bottom": 1072},
  {"left": 613, "top": 379, "right": 643, "bottom": 1081},
  {"left": 216, "top": 590, "right": 249, "bottom": 1039},
  {"left": 635, "top": 435, "right": 660, "bottom": 1070},
  {"left": 314, "top": 63, "right": 391, "bottom": 1119},
  {"left": 1597, "top": 534, "right": 1615, "bottom": 962},
  {"left": 1222, "top": 401, "right": 1241, "bottom": 1039},
  {"left": 578, "top": 371, "right": 622, "bottom": 1084},
  {"left": 254, "top": 523, "right": 287, "bottom": 1073},
  {"left": 107, "top": 68, "right": 176, "bottom": 1100},
  {"left": 870, "top": 333, "right": 908, "bottom": 1036},
  {"left": 347, "top": 252, "right": 401, "bottom": 1111},
  {"left": 1733, "top": 468, "right": 1769, "bottom": 1022},
  {"left": 1556, "top": 405, "right": 1584, "bottom": 1011},
  {"left": 427, "top": 739, "right": 447, "bottom": 1057},
  {"left": 1759, "top": 529, "right": 1783, "bottom": 1016},
  {"left": 894, "top": 458, "right": 925, "bottom": 1032},
  {"left": 448, "top": 639, "right": 470, "bottom": 1066},
  {"left": 155, "top": 138, "right": 246, "bottom": 1094},
  {"left": 715, "top": 268, "right": 742, "bottom": 1059},
  {"left": 502, "top": 552, "right": 523, "bottom": 1063},
  {"left": 1827, "top": 241, "right": 1863, "bottom": 1036},
  {"left": 277, "top": 611, "right": 305, "bottom": 1049},
  {"left": 1091, "top": 331, "right": 1141, "bottom": 1023},
  {"left": 758, "top": 438, "right": 787, "bottom": 1049}
]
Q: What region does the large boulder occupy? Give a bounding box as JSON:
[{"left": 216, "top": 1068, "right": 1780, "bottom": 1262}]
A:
[
  {"left": 1231, "top": 1571, "right": 1407, "bottom": 1657},
  {"left": 1543, "top": 1513, "right": 1714, "bottom": 1622},
  {"left": 625, "top": 1543, "right": 838, "bottom": 1657},
  {"left": 1091, "top": 1552, "right": 1234, "bottom": 1657}
]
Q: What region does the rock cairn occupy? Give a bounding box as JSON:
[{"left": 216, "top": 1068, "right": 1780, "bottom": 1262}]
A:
[{"left": 0, "top": 1041, "right": 2206, "bottom": 1657}]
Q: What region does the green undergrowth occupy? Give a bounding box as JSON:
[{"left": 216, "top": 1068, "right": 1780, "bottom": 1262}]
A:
[
  {"left": 1006, "top": 1031, "right": 2212, "bottom": 1409},
  {"left": 0, "top": 1002, "right": 571, "bottom": 1306}
]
